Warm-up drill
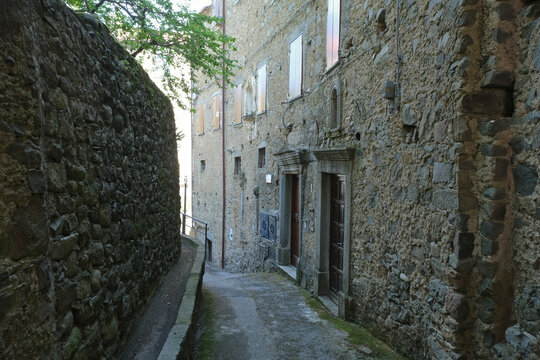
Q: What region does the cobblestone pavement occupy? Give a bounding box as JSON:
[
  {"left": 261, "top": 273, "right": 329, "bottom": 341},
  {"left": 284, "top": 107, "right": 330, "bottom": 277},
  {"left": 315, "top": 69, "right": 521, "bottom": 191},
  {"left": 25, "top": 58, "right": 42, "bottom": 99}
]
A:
[{"left": 198, "top": 263, "right": 372, "bottom": 360}]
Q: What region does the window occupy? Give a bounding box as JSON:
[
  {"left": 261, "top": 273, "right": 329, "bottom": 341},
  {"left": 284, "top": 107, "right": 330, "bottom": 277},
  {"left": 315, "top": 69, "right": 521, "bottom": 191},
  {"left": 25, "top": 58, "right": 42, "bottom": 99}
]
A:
[
  {"left": 197, "top": 103, "right": 204, "bottom": 134},
  {"left": 200, "top": 160, "right": 206, "bottom": 173},
  {"left": 234, "top": 85, "right": 242, "bottom": 124},
  {"left": 213, "top": 93, "right": 221, "bottom": 129},
  {"left": 326, "top": 0, "right": 341, "bottom": 68},
  {"left": 258, "top": 147, "right": 266, "bottom": 168},
  {"left": 257, "top": 64, "right": 267, "bottom": 114},
  {"left": 213, "top": 0, "right": 222, "bottom": 17},
  {"left": 330, "top": 88, "right": 338, "bottom": 129},
  {"left": 234, "top": 156, "right": 242, "bottom": 175},
  {"left": 289, "top": 35, "right": 303, "bottom": 99},
  {"left": 329, "top": 81, "right": 341, "bottom": 129}
]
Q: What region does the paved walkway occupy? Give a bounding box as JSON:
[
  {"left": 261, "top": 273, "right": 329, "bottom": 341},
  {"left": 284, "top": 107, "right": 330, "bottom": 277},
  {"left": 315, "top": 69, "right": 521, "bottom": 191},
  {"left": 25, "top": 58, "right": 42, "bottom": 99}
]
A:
[
  {"left": 197, "top": 263, "right": 371, "bottom": 360},
  {"left": 119, "top": 238, "right": 196, "bottom": 360}
]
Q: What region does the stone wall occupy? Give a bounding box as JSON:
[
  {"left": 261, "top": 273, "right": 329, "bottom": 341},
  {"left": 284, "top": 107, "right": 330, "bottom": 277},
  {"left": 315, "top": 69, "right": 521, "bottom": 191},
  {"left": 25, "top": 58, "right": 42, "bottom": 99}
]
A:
[
  {"left": 0, "top": 0, "right": 181, "bottom": 358},
  {"left": 192, "top": 0, "right": 539, "bottom": 358}
]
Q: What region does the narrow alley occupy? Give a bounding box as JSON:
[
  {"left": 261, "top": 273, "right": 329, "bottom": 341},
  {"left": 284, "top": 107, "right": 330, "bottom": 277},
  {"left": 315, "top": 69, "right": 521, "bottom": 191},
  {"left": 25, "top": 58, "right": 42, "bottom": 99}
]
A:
[{"left": 194, "top": 263, "right": 403, "bottom": 360}]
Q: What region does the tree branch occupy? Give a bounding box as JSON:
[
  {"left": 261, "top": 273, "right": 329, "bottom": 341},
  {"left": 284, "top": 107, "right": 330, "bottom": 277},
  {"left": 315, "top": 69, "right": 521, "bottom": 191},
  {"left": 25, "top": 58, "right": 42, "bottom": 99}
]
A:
[{"left": 91, "top": 0, "right": 107, "bottom": 13}]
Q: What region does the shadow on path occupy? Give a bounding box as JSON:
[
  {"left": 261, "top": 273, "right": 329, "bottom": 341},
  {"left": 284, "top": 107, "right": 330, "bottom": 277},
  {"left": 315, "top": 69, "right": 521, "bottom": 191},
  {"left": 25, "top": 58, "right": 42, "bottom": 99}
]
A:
[
  {"left": 194, "top": 263, "right": 372, "bottom": 360},
  {"left": 120, "top": 238, "right": 196, "bottom": 360}
]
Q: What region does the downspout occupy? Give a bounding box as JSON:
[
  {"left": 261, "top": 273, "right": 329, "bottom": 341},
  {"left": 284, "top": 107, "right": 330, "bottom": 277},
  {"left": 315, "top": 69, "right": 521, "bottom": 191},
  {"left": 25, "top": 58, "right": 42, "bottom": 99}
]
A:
[{"left": 220, "top": 0, "right": 226, "bottom": 269}]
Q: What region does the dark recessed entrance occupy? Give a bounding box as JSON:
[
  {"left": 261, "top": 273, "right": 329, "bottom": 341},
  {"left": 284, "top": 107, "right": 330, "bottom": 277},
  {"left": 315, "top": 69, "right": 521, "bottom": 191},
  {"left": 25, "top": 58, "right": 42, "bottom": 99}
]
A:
[
  {"left": 290, "top": 174, "right": 300, "bottom": 267},
  {"left": 329, "top": 174, "right": 345, "bottom": 301}
]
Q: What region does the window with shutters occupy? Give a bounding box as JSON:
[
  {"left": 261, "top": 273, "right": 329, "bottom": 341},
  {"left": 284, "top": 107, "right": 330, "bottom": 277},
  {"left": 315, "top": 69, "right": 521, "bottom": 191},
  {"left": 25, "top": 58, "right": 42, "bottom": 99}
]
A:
[
  {"left": 234, "top": 156, "right": 242, "bottom": 175},
  {"left": 213, "top": 0, "right": 222, "bottom": 17},
  {"left": 197, "top": 103, "right": 204, "bottom": 135},
  {"left": 289, "top": 35, "right": 303, "bottom": 99},
  {"left": 257, "top": 64, "right": 267, "bottom": 114},
  {"left": 258, "top": 147, "right": 266, "bottom": 168},
  {"left": 213, "top": 93, "right": 221, "bottom": 129},
  {"left": 233, "top": 85, "right": 242, "bottom": 124},
  {"left": 326, "top": 0, "right": 341, "bottom": 69}
]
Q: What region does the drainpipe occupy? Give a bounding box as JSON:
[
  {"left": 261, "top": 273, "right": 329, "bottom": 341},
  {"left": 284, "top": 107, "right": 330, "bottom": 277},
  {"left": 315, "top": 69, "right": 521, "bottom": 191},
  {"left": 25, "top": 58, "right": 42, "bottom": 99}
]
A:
[{"left": 220, "top": 0, "right": 226, "bottom": 269}]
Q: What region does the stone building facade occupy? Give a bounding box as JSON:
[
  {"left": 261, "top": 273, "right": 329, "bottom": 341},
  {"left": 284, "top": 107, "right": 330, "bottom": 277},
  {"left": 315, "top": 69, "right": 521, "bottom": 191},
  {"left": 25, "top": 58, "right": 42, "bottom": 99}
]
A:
[
  {"left": 0, "top": 0, "right": 181, "bottom": 358},
  {"left": 192, "top": 0, "right": 539, "bottom": 358}
]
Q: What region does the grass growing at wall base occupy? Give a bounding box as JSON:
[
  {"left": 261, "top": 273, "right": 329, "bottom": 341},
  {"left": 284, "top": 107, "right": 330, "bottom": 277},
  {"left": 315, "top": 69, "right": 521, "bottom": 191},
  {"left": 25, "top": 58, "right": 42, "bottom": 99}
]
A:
[
  {"left": 300, "top": 291, "right": 406, "bottom": 360},
  {"left": 193, "top": 288, "right": 216, "bottom": 360}
]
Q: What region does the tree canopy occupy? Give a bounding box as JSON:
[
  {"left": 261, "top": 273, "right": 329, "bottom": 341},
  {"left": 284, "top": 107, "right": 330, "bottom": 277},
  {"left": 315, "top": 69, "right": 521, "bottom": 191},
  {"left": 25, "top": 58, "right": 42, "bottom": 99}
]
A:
[{"left": 64, "top": 0, "right": 238, "bottom": 109}]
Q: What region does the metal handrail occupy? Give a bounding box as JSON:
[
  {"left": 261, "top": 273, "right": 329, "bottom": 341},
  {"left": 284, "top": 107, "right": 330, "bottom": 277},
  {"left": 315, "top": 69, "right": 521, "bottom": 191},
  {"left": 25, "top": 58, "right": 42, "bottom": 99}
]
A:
[{"left": 180, "top": 212, "right": 211, "bottom": 261}]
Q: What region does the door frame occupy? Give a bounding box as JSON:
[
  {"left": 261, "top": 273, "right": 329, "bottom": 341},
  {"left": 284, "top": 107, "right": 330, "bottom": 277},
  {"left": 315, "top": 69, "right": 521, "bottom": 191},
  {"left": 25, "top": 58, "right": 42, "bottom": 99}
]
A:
[
  {"left": 275, "top": 151, "right": 306, "bottom": 272},
  {"left": 313, "top": 148, "right": 353, "bottom": 319}
]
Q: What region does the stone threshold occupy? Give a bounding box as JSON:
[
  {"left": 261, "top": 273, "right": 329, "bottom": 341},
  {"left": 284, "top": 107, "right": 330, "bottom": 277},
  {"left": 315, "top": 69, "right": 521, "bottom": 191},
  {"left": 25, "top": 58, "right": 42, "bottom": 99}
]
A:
[
  {"left": 277, "top": 264, "right": 297, "bottom": 281},
  {"left": 318, "top": 295, "right": 338, "bottom": 317},
  {"left": 158, "top": 235, "right": 206, "bottom": 360}
]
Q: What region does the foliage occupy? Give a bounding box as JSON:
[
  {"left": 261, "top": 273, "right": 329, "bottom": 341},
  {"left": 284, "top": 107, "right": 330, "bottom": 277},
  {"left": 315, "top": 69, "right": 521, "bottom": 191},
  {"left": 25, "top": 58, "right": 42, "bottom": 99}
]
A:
[{"left": 64, "top": 0, "right": 238, "bottom": 109}]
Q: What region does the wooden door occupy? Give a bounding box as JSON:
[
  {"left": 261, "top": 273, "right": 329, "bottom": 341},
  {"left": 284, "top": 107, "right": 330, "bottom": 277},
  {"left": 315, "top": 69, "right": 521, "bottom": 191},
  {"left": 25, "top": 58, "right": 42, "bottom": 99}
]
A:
[
  {"left": 329, "top": 174, "right": 345, "bottom": 300},
  {"left": 290, "top": 175, "right": 300, "bottom": 267}
]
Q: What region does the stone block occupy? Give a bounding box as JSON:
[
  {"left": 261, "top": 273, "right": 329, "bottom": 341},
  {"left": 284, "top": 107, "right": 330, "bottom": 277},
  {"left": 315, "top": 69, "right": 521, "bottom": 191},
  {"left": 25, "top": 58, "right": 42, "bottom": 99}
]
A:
[
  {"left": 480, "top": 144, "right": 507, "bottom": 157},
  {"left": 478, "top": 119, "right": 511, "bottom": 137},
  {"left": 457, "top": 9, "right": 477, "bottom": 27},
  {"left": 6, "top": 140, "right": 42, "bottom": 168},
  {"left": 461, "top": 89, "right": 513, "bottom": 116},
  {"left": 458, "top": 193, "right": 477, "bottom": 211},
  {"left": 482, "top": 70, "right": 514, "bottom": 89},
  {"left": 433, "top": 162, "right": 453, "bottom": 183},
  {"left": 433, "top": 190, "right": 458, "bottom": 210},
  {"left": 513, "top": 163, "right": 538, "bottom": 196},
  {"left": 481, "top": 239, "right": 499, "bottom": 256},
  {"left": 481, "top": 201, "right": 506, "bottom": 220},
  {"left": 454, "top": 232, "right": 474, "bottom": 259},
  {"left": 505, "top": 324, "right": 538, "bottom": 357},
  {"left": 496, "top": 2, "right": 514, "bottom": 21},
  {"left": 483, "top": 187, "right": 506, "bottom": 200},
  {"left": 493, "top": 158, "right": 509, "bottom": 182},
  {"left": 445, "top": 292, "right": 469, "bottom": 321},
  {"left": 492, "top": 28, "right": 511, "bottom": 44},
  {"left": 401, "top": 104, "right": 417, "bottom": 126},
  {"left": 478, "top": 261, "right": 499, "bottom": 278},
  {"left": 480, "top": 220, "right": 504, "bottom": 241},
  {"left": 47, "top": 162, "right": 67, "bottom": 192},
  {"left": 3, "top": 197, "right": 48, "bottom": 260},
  {"left": 27, "top": 170, "right": 46, "bottom": 194},
  {"left": 50, "top": 233, "right": 79, "bottom": 260}
]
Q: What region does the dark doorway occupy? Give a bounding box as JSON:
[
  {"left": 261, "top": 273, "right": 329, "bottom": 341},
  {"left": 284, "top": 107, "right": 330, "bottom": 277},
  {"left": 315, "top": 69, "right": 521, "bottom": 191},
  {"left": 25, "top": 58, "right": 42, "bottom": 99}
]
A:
[
  {"left": 290, "top": 175, "right": 300, "bottom": 267},
  {"left": 329, "top": 174, "right": 345, "bottom": 301}
]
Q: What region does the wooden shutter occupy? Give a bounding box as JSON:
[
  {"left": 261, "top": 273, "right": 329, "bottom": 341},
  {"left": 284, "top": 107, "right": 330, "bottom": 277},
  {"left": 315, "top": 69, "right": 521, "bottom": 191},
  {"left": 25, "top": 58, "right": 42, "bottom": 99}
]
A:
[
  {"left": 213, "top": 94, "right": 221, "bottom": 129},
  {"left": 289, "top": 35, "right": 302, "bottom": 99},
  {"left": 257, "top": 65, "right": 267, "bottom": 113},
  {"left": 326, "top": 0, "right": 341, "bottom": 68},
  {"left": 234, "top": 86, "right": 242, "bottom": 124},
  {"left": 197, "top": 103, "right": 204, "bottom": 134}
]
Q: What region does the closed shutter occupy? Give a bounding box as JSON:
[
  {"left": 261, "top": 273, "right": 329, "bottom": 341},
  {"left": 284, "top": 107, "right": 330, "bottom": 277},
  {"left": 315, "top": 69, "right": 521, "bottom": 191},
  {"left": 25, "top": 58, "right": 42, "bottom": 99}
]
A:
[
  {"left": 197, "top": 103, "right": 204, "bottom": 134},
  {"left": 234, "top": 86, "right": 242, "bottom": 124},
  {"left": 257, "top": 65, "right": 267, "bottom": 113},
  {"left": 289, "top": 35, "right": 303, "bottom": 99},
  {"left": 326, "top": 0, "right": 341, "bottom": 68},
  {"left": 213, "top": 94, "right": 221, "bottom": 129}
]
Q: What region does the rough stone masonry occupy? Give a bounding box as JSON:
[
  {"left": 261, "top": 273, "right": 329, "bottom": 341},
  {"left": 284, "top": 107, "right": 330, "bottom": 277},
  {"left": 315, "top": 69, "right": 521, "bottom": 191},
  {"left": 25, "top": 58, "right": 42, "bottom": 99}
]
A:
[
  {"left": 192, "top": 0, "right": 540, "bottom": 359},
  {"left": 0, "top": 0, "right": 181, "bottom": 358}
]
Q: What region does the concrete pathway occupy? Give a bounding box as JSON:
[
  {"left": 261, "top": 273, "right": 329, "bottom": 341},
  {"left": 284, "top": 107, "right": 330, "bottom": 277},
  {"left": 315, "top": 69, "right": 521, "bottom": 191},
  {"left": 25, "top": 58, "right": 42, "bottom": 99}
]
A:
[
  {"left": 119, "top": 238, "right": 196, "bottom": 360},
  {"left": 197, "top": 263, "right": 371, "bottom": 360}
]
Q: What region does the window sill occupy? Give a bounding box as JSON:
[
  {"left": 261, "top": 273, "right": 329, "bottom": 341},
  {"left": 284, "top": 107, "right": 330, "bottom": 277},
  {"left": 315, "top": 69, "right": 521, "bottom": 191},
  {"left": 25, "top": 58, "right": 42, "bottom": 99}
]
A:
[
  {"left": 256, "top": 110, "right": 267, "bottom": 116},
  {"left": 288, "top": 94, "right": 303, "bottom": 103},
  {"left": 324, "top": 60, "right": 341, "bottom": 75},
  {"left": 231, "top": 122, "right": 243, "bottom": 128},
  {"left": 212, "top": 127, "right": 221, "bottom": 132}
]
